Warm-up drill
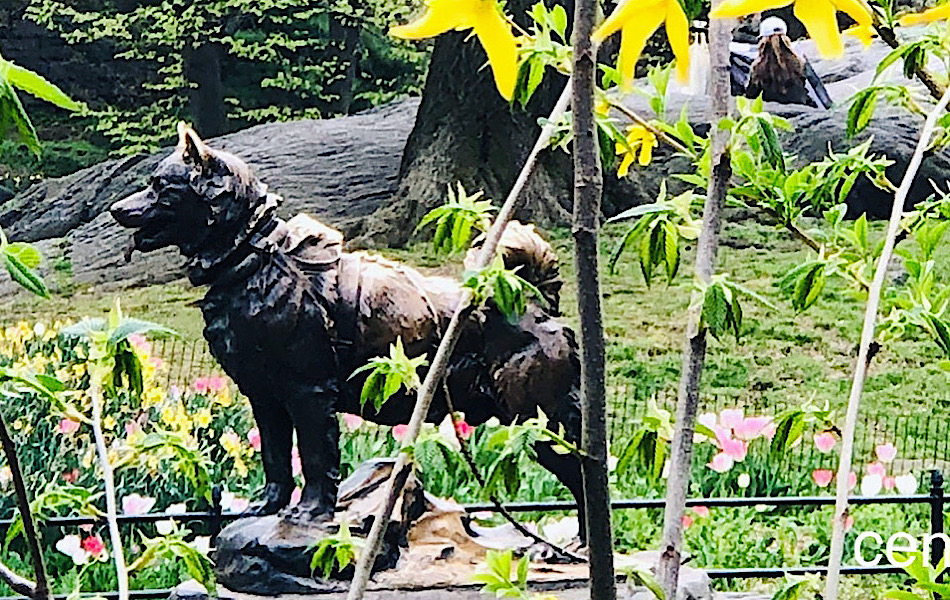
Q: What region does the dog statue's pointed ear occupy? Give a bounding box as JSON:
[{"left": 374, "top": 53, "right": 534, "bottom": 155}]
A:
[{"left": 177, "top": 122, "right": 213, "bottom": 169}]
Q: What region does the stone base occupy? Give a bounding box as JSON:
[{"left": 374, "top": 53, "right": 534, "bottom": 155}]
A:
[{"left": 210, "top": 460, "right": 714, "bottom": 600}]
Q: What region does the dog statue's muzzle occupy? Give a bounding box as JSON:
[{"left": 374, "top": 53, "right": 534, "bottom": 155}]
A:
[{"left": 110, "top": 189, "right": 154, "bottom": 228}]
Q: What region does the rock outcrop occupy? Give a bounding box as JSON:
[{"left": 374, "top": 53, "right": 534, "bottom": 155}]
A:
[
  {"left": 1, "top": 99, "right": 418, "bottom": 292},
  {"left": 8, "top": 33, "right": 950, "bottom": 291}
]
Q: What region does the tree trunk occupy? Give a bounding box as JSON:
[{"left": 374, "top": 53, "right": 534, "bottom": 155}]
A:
[
  {"left": 324, "top": 18, "right": 360, "bottom": 115},
  {"left": 571, "top": 0, "right": 615, "bottom": 598},
  {"left": 356, "top": 0, "right": 576, "bottom": 247},
  {"left": 184, "top": 42, "right": 228, "bottom": 138},
  {"left": 656, "top": 9, "right": 732, "bottom": 599}
]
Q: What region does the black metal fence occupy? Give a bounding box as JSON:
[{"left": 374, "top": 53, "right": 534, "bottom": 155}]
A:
[{"left": 4, "top": 471, "right": 946, "bottom": 600}]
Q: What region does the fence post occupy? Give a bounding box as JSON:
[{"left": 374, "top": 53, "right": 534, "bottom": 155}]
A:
[
  {"left": 210, "top": 484, "right": 223, "bottom": 547},
  {"left": 931, "top": 469, "right": 945, "bottom": 586}
]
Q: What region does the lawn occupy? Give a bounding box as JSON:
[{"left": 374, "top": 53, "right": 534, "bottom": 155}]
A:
[{"left": 2, "top": 213, "right": 949, "bottom": 428}]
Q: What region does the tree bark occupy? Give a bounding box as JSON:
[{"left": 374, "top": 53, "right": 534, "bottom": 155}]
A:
[
  {"left": 184, "top": 42, "right": 228, "bottom": 138},
  {"left": 356, "top": 0, "right": 577, "bottom": 247},
  {"left": 571, "top": 0, "right": 615, "bottom": 598},
  {"left": 656, "top": 10, "right": 733, "bottom": 599}
]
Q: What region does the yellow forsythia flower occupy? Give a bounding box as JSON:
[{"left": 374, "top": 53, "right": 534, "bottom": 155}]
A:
[
  {"left": 616, "top": 125, "right": 658, "bottom": 176},
  {"left": 900, "top": 4, "right": 950, "bottom": 26},
  {"left": 710, "top": 0, "right": 873, "bottom": 58},
  {"left": 391, "top": 0, "right": 518, "bottom": 100},
  {"left": 593, "top": 0, "right": 691, "bottom": 87}
]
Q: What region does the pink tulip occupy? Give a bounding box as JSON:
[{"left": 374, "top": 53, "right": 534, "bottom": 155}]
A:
[
  {"left": 691, "top": 506, "right": 710, "bottom": 518},
  {"left": 813, "top": 432, "right": 836, "bottom": 453},
  {"left": 708, "top": 452, "right": 734, "bottom": 473},
  {"left": 291, "top": 447, "right": 302, "bottom": 477},
  {"left": 455, "top": 420, "right": 475, "bottom": 440},
  {"left": 127, "top": 333, "right": 147, "bottom": 349},
  {"left": 193, "top": 377, "right": 210, "bottom": 394},
  {"left": 844, "top": 515, "right": 855, "bottom": 531},
  {"left": 762, "top": 421, "right": 777, "bottom": 440},
  {"left": 342, "top": 414, "right": 364, "bottom": 431},
  {"left": 719, "top": 409, "right": 744, "bottom": 430},
  {"left": 875, "top": 443, "right": 897, "bottom": 463},
  {"left": 866, "top": 462, "right": 886, "bottom": 478},
  {"left": 229, "top": 497, "right": 250, "bottom": 513},
  {"left": 122, "top": 493, "right": 156, "bottom": 515},
  {"left": 81, "top": 535, "right": 106, "bottom": 559},
  {"left": 848, "top": 471, "right": 857, "bottom": 490},
  {"left": 247, "top": 428, "right": 261, "bottom": 452},
  {"left": 681, "top": 515, "right": 694, "bottom": 529},
  {"left": 290, "top": 487, "right": 302, "bottom": 506},
  {"left": 61, "top": 469, "right": 79, "bottom": 484},
  {"left": 734, "top": 417, "right": 772, "bottom": 441},
  {"left": 58, "top": 419, "right": 80, "bottom": 435},
  {"left": 208, "top": 376, "right": 228, "bottom": 393},
  {"left": 884, "top": 476, "right": 896, "bottom": 490},
  {"left": 720, "top": 437, "right": 748, "bottom": 461},
  {"left": 392, "top": 424, "right": 410, "bottom": 441},
  {"left": 812, "top": 469, "right": 834, "bottom": 487}
]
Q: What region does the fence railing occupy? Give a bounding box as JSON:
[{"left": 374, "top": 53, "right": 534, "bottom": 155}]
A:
[{"left": 5, "top": 470, "right": 945, "bottom": 598}]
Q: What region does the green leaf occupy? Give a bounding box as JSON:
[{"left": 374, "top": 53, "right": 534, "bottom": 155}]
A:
[
  {"left": 0, "top": 77, "right": 39, "bottom": 155},
  {"left": 108, "top": 318, "right": 178, "bottom": 345},
  {"left": 3, "top": 251, "right": 47, "bottom": 298},
  {"left": 847, "top": 88, "right": 879, "bottom": 137},
  {"left": 2, "top": 59, "right": 83, "bottom": 112},
  {"left": 756, "top": 117, "right": 784, "bottom": 171}
]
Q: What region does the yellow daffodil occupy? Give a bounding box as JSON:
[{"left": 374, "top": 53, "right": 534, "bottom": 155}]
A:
[
  {"left": 195, "top": 407, "right": 213, "bottom": 429},
  {"left": 593, "top": 0, "right": 691, "bottom": 88},
  {"left": 710, "top": 0, "right": 873, "bottom": 58},
  {"left": 391, "top": 0, "right": 518, "bottom": 100},
  {"left": 617, "top": 125, "right": 658, "bottom": 176},
  {"left": 900, "top": 4, "right": 950, "bottom": 26}
]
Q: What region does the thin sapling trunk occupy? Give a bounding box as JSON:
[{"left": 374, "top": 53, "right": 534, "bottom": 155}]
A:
[
  {"left": 657, "top": 8, "right": 733, "bottom": 598},
  {"left": 345, "top": 81, "right": 573, "bottom": 600},
  {"left": 824, "top": 79, "right": 950, "bottom": 600},
  {"left": 571, "top": 0, "right": 616, "bottom": 597}
]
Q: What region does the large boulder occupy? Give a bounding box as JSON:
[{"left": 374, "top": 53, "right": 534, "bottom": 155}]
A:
[{"left": 1, "top": 99, "right": 418, "bottom": 292}]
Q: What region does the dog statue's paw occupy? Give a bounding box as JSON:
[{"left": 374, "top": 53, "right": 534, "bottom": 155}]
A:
[
  {"left": 279, "top": 500, "right": 335, "bottom": 524},
  {"left": 252, "top": 482, "right": 294, "bottom": 516}
]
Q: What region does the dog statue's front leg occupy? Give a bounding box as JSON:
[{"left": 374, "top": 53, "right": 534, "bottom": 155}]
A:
[
  {"left": 249, "top": 400, "right": 296, "bottom": 515},
  {"left": 282, "top": 392, "right": 341, "bottom": 522}
]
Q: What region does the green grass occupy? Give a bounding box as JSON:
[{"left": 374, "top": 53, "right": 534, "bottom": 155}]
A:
[{"left": 3, "top": 214, "right": 950, "bottom": 424}]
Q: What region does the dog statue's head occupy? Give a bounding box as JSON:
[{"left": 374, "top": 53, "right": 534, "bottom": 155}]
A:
[{"left": 111, "top": 124, "right": 280, "bottom": 262}]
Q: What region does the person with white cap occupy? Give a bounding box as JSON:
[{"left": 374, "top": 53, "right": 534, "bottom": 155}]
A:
[{"left": 730, "top": 16, "right": 833, "bottom": 108}]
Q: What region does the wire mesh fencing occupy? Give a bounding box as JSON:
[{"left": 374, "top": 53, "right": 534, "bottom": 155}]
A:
[{"left": 152, "top": 337, "right": 950, "bottom": 476}]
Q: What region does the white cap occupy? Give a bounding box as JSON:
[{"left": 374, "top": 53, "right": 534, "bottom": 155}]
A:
[{"left": 759, "top": 16, "right": 788, "bottom": 38}]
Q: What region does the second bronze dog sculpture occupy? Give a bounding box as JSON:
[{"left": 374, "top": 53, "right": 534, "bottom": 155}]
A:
[{"left": 111, "top": 125, "right": 587, "bottom": 536}]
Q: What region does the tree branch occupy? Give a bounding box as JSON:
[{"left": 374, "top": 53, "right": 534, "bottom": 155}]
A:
[
  {"left": 656, "top": 9, "right": 732, "bottom": 599},
  {"left": 823, "top": 67, "right": 950, "bottom": 600},
  {"left": 345, "top": 81, "right": 574, "bottom": 600},
  {"left": 0, "top": 411, "right": 48, "bottom": 600},
  {"left": 873, "top": 18, "right": 947, "bottom": 102}
]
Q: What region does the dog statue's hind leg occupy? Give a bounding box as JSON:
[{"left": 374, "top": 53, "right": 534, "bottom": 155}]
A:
[{"left": 249, "top": 400, "right": 295, "bottom": 515}]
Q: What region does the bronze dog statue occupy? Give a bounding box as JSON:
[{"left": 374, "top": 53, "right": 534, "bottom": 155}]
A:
[{"left": 111, "top": 124, "right": 586, "bottom": 534}]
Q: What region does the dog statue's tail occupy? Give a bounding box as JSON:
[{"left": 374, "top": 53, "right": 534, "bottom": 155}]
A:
[{"left": 464, "top": 221, "right": 562, "bottom": 314}]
